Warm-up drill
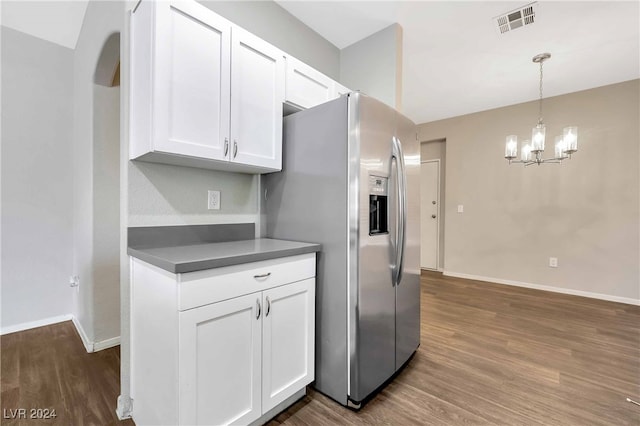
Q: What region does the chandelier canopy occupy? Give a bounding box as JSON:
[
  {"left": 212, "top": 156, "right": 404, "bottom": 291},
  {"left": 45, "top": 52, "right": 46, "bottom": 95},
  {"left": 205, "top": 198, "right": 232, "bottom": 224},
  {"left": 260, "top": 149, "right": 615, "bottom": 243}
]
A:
[{"left": 504, "top": 53, "right": 578, "bottom": 166}]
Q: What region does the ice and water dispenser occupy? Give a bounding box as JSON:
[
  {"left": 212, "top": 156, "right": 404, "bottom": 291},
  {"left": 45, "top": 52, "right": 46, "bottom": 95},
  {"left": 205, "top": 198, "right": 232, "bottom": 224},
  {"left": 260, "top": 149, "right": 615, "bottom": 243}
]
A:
[{"left": 369, "top": 175, "right": 388, "bottom": 235}]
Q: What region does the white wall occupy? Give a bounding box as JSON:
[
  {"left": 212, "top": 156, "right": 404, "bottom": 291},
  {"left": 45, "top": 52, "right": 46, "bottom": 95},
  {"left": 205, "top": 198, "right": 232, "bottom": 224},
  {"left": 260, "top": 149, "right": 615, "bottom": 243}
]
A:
[
  {"left": 93, "top": 84, "right": 120, "bottom": 343},
  {"left": 340, "top": 24, "right": 403, "bottom": 110},
  {"left": 1, "top": 27, "right": 75, "bottom": 332},
  {"left": 72, "top": 0, "right": 124, "bottom": 346},
  {"left": 419, "top": 80, "right": 640, "bottom": 304}
]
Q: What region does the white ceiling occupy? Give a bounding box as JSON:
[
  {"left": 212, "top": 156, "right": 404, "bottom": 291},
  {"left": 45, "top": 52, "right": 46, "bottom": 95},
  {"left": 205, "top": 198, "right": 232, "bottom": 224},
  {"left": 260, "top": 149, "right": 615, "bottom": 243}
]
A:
[
  {"left": 276, "top": 1, "right": 640, "bottom": 123},
  {"left": 1, "top": 1, "right": 89, "bottom": 50},
  {"left": 1, "top": 1, "right": 637, "bottom": 123}
]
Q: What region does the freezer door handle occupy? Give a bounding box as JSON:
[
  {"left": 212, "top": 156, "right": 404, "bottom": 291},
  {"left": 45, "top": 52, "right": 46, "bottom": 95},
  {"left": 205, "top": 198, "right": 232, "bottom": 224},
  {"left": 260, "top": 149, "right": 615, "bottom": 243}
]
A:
[{"left": 391, "top": 136, "right": 407, "bottom": 285}]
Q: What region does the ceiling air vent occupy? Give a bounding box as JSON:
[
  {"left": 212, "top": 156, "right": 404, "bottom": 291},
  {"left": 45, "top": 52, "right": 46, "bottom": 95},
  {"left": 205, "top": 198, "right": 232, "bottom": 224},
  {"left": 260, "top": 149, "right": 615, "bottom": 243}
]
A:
[{"left": 494, "top": 2, "right": 537, "bottom": 34}]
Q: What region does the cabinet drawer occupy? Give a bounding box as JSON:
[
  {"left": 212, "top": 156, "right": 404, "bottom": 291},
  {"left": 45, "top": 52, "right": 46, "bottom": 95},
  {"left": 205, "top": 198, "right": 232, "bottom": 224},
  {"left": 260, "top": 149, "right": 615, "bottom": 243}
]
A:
[{"left": 178, "top": 253, "right": 315, "bottom": 311}]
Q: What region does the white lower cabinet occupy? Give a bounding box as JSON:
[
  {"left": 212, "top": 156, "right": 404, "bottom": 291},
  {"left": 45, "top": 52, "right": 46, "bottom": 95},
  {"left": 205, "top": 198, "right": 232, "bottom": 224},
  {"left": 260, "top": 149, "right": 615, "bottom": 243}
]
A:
[
  {"left": 261, "top": 280, "right": 315, "bottom": 413},
  {"left": 131, "top": 253, "right": 316, "bottom": 426},
  {"left": 179, "top": 293, "right": 262, "bottom": 425}
]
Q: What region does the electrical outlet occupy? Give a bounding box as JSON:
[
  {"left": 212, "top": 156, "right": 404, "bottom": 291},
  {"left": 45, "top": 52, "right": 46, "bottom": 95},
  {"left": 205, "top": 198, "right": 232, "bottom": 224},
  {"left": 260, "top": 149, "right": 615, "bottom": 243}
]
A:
[
  {"left": 69, "top": 275, "right": 80, "bottom": 292},
  {"left": 208, "top": 190, "right": 221, "bottom": 210},
  {"left": 549, "top": 257, "right": 558, "bottom": 268}
]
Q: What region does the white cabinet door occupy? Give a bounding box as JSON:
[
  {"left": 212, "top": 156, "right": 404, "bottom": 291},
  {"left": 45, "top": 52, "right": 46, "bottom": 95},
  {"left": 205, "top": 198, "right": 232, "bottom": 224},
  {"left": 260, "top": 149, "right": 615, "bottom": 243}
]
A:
[
  {"left": 179, "top": 293, "right": 262, "bottom": 426},
  {"left": 154, "top": 0, "right": 231, "bottom": 161},
  {"left": 285, "top": 56, "right": 334, "bottom": 109},
  {"left": 230, "top": 28, "right": 284, "bottom": 171},
  {"left": 261, "top": 279, "right": 315, "bottom": 413}
]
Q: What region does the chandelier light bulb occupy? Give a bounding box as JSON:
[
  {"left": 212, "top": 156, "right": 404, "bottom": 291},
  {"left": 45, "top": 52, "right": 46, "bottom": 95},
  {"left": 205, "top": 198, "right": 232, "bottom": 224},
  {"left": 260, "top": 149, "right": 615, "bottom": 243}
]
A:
[
  {"left": 521, "top": 142, "right": 532, "bottom": 162},
  {"left": 563, "top": 126, "right": 578, "bottom": 153},
  {"left": 531, "top": 124, "right": 546, "bottom": 153},
  {"left": 555, "top": 135, "right": 568, "bottom": 159},
  {"left": 505, "top": 135, "right": 518, "bottom": 159}
]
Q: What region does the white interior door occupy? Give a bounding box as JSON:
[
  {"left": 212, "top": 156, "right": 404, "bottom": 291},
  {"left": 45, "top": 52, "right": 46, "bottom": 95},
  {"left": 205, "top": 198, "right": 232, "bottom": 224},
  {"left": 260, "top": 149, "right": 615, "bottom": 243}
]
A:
[{"left": 421, "top": 160, "right": 439, "bottom": 270}]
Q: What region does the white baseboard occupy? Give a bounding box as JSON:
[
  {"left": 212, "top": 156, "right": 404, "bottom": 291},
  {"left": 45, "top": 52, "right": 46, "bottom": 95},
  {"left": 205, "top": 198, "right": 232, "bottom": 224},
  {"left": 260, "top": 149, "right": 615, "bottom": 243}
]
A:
[
  {"left": 71, "top": 316, "right": 94, "bottom": 353},
  {"left": 442, "top": 271, "right": 640, "bottom": 306},
  {"left": 69, "top": 317, "right": 121, "bottom": 353},
  {"left": 95, "top": 335, "right": 121, "bottom": 351},
  {"left": 1, "top": 314, "right": 121, "bottom": 352},
  {"left": 1, "top": 314, "right": 73, "bottom": 335}
]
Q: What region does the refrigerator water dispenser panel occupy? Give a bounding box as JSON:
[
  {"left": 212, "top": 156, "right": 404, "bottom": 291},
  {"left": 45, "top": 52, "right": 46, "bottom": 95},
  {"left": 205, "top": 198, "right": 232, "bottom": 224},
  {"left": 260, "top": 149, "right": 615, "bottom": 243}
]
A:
[{"left": 369, "top": 175, "right": 388, "bottom": 236}]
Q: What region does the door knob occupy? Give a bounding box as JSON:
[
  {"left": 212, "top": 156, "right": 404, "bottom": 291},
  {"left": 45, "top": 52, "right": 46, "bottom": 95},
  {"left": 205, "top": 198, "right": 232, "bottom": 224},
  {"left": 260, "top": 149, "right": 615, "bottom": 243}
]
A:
[{"left": 431, "top": 214, "right": 436, "bottom": 219}]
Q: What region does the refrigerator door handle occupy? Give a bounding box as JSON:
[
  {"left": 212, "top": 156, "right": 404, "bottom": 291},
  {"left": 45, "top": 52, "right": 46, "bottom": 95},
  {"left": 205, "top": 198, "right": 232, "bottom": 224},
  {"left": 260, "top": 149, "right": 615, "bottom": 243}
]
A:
[{"left": 391, "top": 136, "right": 407, "bottom": 285}]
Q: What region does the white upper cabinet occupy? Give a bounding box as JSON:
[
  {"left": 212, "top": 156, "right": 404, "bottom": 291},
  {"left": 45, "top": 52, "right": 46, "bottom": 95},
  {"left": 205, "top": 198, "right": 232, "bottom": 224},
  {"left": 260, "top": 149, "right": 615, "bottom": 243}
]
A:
[
  {"left": 285, "top": 56, "right": 334, "bottom": 110},
  {"left": 130, "top": 0, "right": 283, "bottom": 173},
  {"left": 284, "top": 55, "right": 351, "bottom": 112},
  {"left": 231, "top": 28, "right": 284, "bottom": 171},
  {"left": 155, "top": 1, "right": 231, "bottom": 161}
]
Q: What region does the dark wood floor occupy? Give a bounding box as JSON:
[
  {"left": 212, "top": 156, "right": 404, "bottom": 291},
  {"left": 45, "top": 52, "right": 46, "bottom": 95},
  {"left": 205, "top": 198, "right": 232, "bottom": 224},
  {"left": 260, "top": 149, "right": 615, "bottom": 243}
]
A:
[
  {"left": 270, "top": 272, "right": 640, "bottom": 425},
  {"left": 2, "top": 272, "right": 639, "bottom": 425},
  {"left": 1, "top": 321, "right": 133, "bottom": 425}
]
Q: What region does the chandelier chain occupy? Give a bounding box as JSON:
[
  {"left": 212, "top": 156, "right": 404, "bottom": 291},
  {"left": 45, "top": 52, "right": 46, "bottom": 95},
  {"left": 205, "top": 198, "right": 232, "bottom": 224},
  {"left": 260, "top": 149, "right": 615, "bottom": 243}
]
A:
[{"left": 538, "top": 59, "right": 543, "bottom": 125}]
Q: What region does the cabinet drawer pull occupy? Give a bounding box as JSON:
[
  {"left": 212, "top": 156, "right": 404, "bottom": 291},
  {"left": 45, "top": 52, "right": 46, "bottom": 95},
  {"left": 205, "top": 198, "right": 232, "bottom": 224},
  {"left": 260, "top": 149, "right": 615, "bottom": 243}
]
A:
[
  {"left": 256, "top": 298, "right": 261, "bottom": 320},
  {"left": 224, "top": 138, "right": 229, "bottom": 157},
  {"left": 233, "top": 140, "right": 238, "bottom": 159},
  {"left": 254, "top": 272, "right": 271, "bottom": 279},
  {"left": 266, "top": 296, "right": 271, "bottom": 317}
]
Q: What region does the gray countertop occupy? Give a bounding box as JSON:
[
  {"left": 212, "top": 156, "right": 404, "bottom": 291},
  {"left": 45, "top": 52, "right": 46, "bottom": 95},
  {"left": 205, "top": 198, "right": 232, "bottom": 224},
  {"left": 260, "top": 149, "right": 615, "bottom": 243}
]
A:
[{"left": 128, "top": 238, "right": 321, "bottom": 273}]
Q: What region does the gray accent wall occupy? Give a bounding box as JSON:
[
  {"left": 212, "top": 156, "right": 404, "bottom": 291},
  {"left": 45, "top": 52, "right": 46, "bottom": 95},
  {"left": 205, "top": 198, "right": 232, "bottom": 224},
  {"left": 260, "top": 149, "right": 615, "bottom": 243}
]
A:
[
  {"left": 418, "top": 80, "right": 640, "bottom": 303},
  {"left": 128, "top": 223, "right": 255, "bottom": 248},
  {"left": 1, "top": 27, "right": 74, "bottom": 330},
  {"left": 340, "top": 24, "right": 403, "bottom": 110},
  {"left": 128, "top": 162, "right": 259, "bottom": 226}
]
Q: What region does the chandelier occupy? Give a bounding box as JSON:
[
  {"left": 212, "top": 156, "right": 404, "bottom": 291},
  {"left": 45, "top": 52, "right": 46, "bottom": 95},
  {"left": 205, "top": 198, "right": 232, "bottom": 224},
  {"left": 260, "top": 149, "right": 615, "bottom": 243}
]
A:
[{"left": 504, "top": 53, "right": 578, "bottom": 166}]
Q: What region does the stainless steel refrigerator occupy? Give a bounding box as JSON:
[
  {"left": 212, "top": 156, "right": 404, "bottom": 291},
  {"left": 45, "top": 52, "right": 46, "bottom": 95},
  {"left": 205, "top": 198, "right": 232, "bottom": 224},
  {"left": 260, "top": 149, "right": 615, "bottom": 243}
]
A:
[{"left": 264, "top": 92, "right": 420, "bottom": 408}]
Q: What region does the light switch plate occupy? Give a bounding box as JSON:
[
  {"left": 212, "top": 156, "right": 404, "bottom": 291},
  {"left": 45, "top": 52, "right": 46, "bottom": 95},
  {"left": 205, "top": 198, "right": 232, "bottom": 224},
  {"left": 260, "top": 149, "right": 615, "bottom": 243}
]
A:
[{"left": 457, "top": 204, "right": 464, "bottom": 213}]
